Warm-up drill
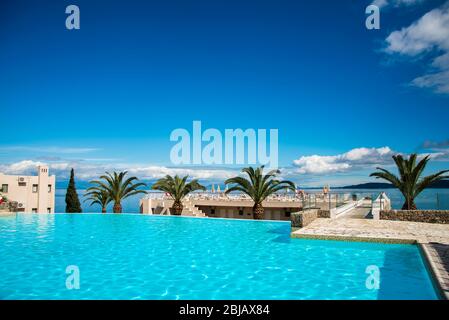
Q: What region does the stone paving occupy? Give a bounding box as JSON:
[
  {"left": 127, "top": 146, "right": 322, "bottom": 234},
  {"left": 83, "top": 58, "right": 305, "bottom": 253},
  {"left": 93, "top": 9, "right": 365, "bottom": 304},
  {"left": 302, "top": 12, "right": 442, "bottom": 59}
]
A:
[
  {"left": 336, "top": 206, "right": 371, "bottom": 219},
  {"left": 292, "top": 218, "right": 449, "bottom": 244},
  {"left": 291, "top": 218, "right": 449, "bottom": 299},
  {"left": 421, "top": 242, "right": 449, "bottom": 299}
]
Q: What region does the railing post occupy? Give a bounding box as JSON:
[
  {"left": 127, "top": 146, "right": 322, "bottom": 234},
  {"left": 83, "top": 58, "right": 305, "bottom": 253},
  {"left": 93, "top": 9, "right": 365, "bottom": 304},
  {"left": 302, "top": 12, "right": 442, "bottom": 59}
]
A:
[
  {"left": 437, "top": 193, "right": 440, "bottom": 210},
  {"left": 380, "top": 192, "right": 383, "bottom": 211}
]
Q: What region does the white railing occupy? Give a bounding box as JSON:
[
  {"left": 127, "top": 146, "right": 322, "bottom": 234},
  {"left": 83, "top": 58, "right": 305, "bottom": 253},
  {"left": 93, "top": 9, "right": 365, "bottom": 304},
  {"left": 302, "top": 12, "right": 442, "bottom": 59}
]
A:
[
  {"left": 142, "top": 191, "right": 390, "bottom": 212},
  {"left": 142, "top": 191, "right": 300, "bottom": 202},
  {"left": 371, "top": 192, "right": 391, "bottom": 220}
]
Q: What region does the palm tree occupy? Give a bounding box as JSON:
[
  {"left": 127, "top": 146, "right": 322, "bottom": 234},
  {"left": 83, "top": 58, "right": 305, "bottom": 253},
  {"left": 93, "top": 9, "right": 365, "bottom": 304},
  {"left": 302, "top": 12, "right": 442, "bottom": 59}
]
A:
[
  {"left": 151, "top": 175, "right": 206, "bottom": 215},
  {"left": 84, "top": 185, "right": 111, "bottom": 213},
  {"left": 225, "top": 166, "right": 296, "bottom": 219},
  {"left": 370, "top": 154, "right": 449, "bottom": 210},
  {"left": 91, "top": 171, "right": 147, "bottom": 213}
]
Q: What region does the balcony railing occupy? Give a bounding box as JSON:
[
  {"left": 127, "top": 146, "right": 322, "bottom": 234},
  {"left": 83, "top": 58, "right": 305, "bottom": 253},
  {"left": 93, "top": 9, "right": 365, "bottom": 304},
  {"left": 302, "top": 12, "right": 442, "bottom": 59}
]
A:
[{"left": 142, "top": 191, "right": 380, "bottom": 208}]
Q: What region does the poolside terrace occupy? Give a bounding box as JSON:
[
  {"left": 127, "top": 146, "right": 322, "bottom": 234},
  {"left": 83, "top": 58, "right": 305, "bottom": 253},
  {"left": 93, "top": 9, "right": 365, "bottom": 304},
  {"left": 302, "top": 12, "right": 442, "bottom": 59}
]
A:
[{"left": 139, "top": 191, "right": 376, "bottom": 220}]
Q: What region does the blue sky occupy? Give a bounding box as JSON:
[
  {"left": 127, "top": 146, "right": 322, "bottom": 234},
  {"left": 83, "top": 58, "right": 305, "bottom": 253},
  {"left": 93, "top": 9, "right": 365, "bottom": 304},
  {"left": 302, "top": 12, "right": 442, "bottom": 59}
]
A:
[{"left": 1, "top": 0, "right": 448, "bottom": 186}]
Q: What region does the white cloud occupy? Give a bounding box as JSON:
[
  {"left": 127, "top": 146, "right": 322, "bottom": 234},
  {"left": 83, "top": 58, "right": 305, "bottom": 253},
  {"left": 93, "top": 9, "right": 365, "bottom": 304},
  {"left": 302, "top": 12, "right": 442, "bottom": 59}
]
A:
[
  {"left": 292, "top": 146, "right": 449, "bottom": 175},
  {"left": 0, "top": 146, "right": 99, "bottom": 154},
  {"left": 412, "top": 70, "right": 449, "bottom": 93},
  {"left": 385, "top": 3, "right": 449, "bottom": 93},
  {"left": 1, "top": 160, "right": 46, "bottom": 174},
  {"left": 1, "top": 146, "right": 448, "bottom": 186},
  {"left": 126, "top": 166, "right": 238, "bottom": 180},
  {"left": 385, "top": 6, "right": 449, "bottom": 55},
  {"left": 0, "top": 160, "right": 238, "bottom": 181},
  {"left": 421, "top": 139, "right": 449, "bottom": 150},
  {"left": 292, "top": 147, "right": 395, "bottom": 174},
  {"left": 293, "top": 156, "right": 351, "bottom": 174},
  {"left": 372, "top": 0, "right": 389, "bottom": 8},
  {"left": 372, "top": 0, "right": 425, "bottom": 8}
]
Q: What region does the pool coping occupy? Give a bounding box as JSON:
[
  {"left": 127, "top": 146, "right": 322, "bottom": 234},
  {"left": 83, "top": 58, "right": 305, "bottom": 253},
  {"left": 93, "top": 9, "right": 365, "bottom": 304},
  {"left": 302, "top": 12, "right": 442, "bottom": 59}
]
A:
[
  {"left": 0, "top": 212, "right": 15, "bottom": 217},
  {"left": 1, "top": 212, "right": 291, "bottom": 224},
  {"left": 291, "top": 232, "right": 418, "bottom": 244},
  {"left": 419, "top": 243, "right": 449, "bottom": 300}
]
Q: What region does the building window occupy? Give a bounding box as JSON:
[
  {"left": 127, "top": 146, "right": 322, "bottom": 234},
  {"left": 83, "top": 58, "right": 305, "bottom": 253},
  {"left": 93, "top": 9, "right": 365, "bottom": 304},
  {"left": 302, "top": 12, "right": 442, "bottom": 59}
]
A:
[
  {"left": 1, "top": 184, "right": 7, "bottom": 193},
  {"left": 47, "top": 208, "right": 51, "bottom": 213},
  {"left": 18, "top": 182, "right": 26, "bottom": 187},
  {"left": 32, "top": 208, "right": 37, "bottom": 213},
  {"left": 239, "top": 209, "right": 244, "bottom": 216},
  {"left": 48, "top": 184, "right": 52, "bottom": 193},
  {"left": 285, "top": 211, "right": 291, "bottom": 218},
  {"left": 32, "top": 184, "right": 38, "bottom": 193},
  {"left": 210, "top": 208, "right": 215, "bottom": 215}
]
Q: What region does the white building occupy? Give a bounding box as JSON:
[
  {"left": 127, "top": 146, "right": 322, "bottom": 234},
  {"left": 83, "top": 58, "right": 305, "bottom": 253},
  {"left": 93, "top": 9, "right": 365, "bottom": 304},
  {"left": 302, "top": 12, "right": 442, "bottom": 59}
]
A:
[
  {"left": 140, "top": 193, "right": 303, "bottom": 220},
  {"left": 0, "top": 165, "right": 56, "bottom": 213}
]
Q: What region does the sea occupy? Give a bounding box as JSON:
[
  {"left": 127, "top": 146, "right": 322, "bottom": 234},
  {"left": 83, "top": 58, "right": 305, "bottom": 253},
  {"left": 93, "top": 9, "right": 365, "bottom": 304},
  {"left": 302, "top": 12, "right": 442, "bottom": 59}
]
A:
[{"left": 55, "top": 188, "right": 449, "bottom": 213}]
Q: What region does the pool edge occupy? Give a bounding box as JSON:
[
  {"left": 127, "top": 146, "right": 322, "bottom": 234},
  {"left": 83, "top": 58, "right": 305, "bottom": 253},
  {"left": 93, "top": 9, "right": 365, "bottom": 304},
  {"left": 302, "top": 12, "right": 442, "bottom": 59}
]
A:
[
  {"left": 290, "top": 232, "right": 417, "bottom": 244},
  {"left": 419, "top": 243, "right": 449, "bottom": 300}
]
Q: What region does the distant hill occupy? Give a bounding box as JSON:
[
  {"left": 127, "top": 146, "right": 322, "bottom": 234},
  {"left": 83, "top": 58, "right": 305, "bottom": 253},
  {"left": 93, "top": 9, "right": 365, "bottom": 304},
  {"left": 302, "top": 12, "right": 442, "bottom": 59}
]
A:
[
  {"left": 55, "top": 179, "right": 221, "bottom": 190},
  {"left": 56, "top": 179, "right": 157, "bottom": 190},
  {"left": 340, "top": 180, "right": 449, "bottom": 189},
  {"left": 54, "top": 179, "right": 449, "bottom": 190}
]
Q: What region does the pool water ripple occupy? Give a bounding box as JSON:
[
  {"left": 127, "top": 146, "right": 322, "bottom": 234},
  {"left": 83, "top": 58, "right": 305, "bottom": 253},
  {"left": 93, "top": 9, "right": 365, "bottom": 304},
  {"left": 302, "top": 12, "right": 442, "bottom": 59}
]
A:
[{"left": 0, "top": 214, "right": 439, "bottom": 299}]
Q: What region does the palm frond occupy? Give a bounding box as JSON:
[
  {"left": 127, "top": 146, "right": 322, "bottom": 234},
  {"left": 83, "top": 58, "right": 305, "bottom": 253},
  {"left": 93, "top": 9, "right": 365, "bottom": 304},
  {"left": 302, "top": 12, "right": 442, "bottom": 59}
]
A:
[
  {"left": 370, "top": 153, "right": 448, "bottom": 210},
  {"left": 152, "top": 175, "right": 206, "bottom": 202},
  {"left": 225, "top": 166, "right": 295, "bottom": 205},
  {"left": 415, "top": 170, "right": 449, "bottom": 197},
  {"left": 89, "top": 171, "right": 147, "bottom": 212}
]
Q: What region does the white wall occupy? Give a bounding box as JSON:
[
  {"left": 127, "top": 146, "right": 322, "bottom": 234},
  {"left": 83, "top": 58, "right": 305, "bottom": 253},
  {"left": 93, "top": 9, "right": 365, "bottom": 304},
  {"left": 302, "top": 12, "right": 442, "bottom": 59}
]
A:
[{"left": 0, "top": 166, "right": 55, "bottom": 213}]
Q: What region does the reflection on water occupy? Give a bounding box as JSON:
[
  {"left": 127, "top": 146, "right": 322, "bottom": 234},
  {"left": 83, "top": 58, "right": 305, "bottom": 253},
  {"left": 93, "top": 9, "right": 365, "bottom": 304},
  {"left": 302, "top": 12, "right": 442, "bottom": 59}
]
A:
[
  {"left": 54, "top": 188, "right": 449, "bottom": 213},
  {"left": 0, "top": 214, "right": 437, "bottom": 299},
  {"left": 20, "top": 213, "right": 55, "bottom": 235}
]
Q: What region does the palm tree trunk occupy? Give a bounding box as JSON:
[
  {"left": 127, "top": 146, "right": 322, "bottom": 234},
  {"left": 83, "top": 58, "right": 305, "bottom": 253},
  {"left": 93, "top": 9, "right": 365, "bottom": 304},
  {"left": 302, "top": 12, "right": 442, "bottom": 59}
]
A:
[
  {"left": 172, "top": 200, "right": 183, "bottom": 215},
  {"left": 402, "top": 198, "right": 417, "bottom": 210},
  {"left": 253, "top": 203, "right": 264, "bottom": 220},
  {"left": 113, "top": 203, "right": 122, "bottom": 214}
]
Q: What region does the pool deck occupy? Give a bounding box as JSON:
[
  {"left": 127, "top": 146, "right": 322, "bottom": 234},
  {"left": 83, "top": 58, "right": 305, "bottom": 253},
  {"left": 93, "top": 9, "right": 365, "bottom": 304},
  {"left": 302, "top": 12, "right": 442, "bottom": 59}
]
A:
[
  {"left": 0, "top": 211, "right": 14, "bottom": 217},
  {"left": 291, "top": 218, "right": 449, "bottom": 299}
]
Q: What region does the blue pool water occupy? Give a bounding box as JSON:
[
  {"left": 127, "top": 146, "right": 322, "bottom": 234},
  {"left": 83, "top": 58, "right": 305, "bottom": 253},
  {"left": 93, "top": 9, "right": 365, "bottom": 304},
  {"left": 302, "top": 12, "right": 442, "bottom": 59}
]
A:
[{"left": 0, "top": 214, "right": 439, "bottom": 300}]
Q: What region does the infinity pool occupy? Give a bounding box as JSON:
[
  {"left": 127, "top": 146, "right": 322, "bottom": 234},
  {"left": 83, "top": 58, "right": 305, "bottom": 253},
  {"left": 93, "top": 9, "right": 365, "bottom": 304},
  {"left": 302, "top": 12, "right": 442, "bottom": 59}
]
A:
[{"left": 0, "top": 214, "right": 439, "bottom": 299}]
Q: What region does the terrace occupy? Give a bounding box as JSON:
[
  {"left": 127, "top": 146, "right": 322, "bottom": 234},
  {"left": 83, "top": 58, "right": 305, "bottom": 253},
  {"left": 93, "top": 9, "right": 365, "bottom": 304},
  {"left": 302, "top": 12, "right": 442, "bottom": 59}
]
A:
[{"left": 139, "top": 191, "right": 380, "bottom": 220}]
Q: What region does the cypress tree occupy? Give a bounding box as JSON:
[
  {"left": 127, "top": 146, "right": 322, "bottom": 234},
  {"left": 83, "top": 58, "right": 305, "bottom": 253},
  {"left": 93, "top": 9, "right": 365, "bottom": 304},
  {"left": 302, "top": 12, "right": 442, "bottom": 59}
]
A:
[{"left": 65, "top": 168, "right": 82, "bottom": 213}]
